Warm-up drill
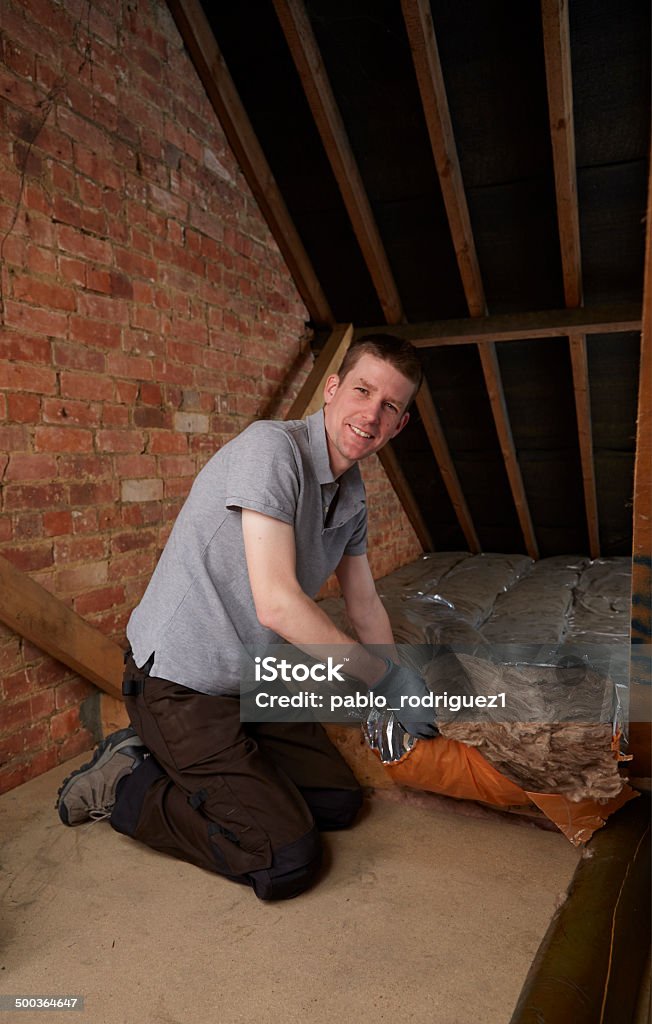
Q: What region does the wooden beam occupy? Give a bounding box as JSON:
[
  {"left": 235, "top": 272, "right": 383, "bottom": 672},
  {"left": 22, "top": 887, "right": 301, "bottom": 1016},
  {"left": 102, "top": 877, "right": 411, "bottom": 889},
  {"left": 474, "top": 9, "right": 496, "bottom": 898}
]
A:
[
  {"left": 166, "top": 0, "right": 334, "bottom": 327},
  {"left": 541, "top": 0, "right": 583, "bottom": 309},
  {"left": 414, "top": 382, "right": 480, "bottom": 552},
  {"left": 542, "top": 0, "right": 600, "bottom": 557},
  {"left": 272, "top": 0, "right": 404, "bottom": 326},
  {"left": 568, "top": 332, "right": 600, "bottom": 557},
  {"left": 286, "top": 323, "right": 353, "bottom": 420},
  {"left": 377, "top": 444, "right": 434, "bottom": 552},
  {"left": 353, "top": 303, "right": 642, "bottom": 348},
  {"left": 478, "top": 343, "right": 539, "bottom": 558},
  {"left": 629, "top": 151, "right": 652, "bottom": 776},
  {"left": 400, "top": 0, "right": 486, "bottom": 318},
  {"left": 0, "top": 555, "right": 123, "bottom": 700}
]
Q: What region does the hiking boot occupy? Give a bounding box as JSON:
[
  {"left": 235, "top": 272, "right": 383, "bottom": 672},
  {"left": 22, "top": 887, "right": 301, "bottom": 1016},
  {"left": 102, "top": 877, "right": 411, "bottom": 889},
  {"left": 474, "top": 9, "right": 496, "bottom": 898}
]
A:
[{"left": 57, "top": 727, "right": 149, "bottom": 825}]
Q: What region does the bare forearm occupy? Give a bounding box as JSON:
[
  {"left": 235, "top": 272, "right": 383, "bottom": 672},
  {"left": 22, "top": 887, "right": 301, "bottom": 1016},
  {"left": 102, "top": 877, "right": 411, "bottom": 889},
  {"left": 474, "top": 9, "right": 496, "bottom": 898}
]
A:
[{"left": 263, "top": 589, "right": 387, "bottom": 687}]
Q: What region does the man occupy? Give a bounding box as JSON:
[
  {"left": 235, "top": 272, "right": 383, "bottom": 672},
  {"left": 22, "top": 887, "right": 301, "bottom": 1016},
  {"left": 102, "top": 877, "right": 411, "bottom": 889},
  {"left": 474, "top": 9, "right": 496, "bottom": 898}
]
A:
[{"left": 57, "top": 334, "right": 437, "bottom": 900}]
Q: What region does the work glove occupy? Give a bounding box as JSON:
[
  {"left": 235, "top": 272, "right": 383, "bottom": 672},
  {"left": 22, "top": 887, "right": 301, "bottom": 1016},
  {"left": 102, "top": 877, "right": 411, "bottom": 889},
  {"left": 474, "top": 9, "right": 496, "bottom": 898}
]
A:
[{"left": 373, "top": 659, "right": 439, "bottom": 740}]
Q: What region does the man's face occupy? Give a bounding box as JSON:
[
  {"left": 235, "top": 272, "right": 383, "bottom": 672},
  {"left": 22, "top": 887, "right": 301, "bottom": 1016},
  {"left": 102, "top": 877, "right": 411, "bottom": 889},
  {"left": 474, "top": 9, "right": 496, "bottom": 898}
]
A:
[{"left": 322, "top": 353, "right": 414, "bottom": 476}]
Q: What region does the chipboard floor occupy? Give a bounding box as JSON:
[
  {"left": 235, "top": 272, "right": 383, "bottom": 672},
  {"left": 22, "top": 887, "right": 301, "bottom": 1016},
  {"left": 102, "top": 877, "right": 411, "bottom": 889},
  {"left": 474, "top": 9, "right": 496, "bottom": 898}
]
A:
[{"left": 0, "top": 754, "right": 581, "bottom": 1024}]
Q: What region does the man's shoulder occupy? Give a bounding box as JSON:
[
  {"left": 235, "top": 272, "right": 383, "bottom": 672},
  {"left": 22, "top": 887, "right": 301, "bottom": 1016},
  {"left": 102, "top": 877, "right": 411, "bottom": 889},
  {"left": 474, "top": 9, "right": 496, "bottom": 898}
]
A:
[{"left": 233, "top": 417, "right": 307, "bottom": 454}]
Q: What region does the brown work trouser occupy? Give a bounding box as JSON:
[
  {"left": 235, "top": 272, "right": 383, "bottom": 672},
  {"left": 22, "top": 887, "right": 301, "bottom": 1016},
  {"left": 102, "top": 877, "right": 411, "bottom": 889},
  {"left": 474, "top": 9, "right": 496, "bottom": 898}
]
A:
[{"left": 110, "top": 653, "right": 363, "bottom": 900}]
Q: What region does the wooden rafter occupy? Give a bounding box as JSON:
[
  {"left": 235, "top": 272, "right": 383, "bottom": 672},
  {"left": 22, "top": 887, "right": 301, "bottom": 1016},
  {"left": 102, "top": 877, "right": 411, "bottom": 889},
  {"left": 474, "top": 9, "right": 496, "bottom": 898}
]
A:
[
  {"left": 353, "top": 303, "right": 642, "bottom": 347},
  {"left": 542, "top": 0, "right": 600, "bottom": 557},
  {"left": 286, "top": 323, "right": 353, "bottom": 421},
  {"left": 271, "top": 0, "right": 404, "bottom": 326},
  {"left": 166, "top": 0, "right": 334, "bottom": 327},
  {"left": 401, "top": 0, "right": 537, "bottom": 557}
]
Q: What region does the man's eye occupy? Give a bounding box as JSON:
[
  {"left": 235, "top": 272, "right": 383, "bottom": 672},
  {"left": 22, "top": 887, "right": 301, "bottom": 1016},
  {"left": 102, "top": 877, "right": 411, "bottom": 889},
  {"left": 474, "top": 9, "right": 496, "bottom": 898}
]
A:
[
  {"left": 355, "top": 387, "right": 368, "bottom": 395},
  {"left": 385, "top": 403, "right": 398, "bottom": 413}
]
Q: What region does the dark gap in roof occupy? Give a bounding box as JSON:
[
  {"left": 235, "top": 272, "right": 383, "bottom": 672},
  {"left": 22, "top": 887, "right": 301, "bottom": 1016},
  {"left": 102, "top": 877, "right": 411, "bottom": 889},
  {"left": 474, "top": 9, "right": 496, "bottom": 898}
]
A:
[
  {"left": 495, "top": 338, "right": 588, "bottom": 557},
  {"left": 304, "top": 0, "right": 469, "bottom": 321},
  {"left": 588, "top": 332, "right": 640, "bottom": 555},
  {"left": 418, "top": 345, "right": 525, "bottom": 552},
  {"left": 389, "top": 416, "right": 467, "bottom": 550},
  {"left": 204, "top": 0, "right": 384, "bottom": 324}
]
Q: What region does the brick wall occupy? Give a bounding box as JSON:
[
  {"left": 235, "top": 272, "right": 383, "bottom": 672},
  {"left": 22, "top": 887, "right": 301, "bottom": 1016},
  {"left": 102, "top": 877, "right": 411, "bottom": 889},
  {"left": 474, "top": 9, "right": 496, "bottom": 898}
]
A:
[{"left": 0, "top": 0, "right": 421, "bottom": 793}]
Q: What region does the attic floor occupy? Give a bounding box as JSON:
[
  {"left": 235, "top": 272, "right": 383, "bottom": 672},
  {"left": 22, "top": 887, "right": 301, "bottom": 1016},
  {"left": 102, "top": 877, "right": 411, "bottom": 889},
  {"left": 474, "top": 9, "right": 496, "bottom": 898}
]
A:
[{"left": 0, "top": 755, "right": 581, "bottom": 1024}]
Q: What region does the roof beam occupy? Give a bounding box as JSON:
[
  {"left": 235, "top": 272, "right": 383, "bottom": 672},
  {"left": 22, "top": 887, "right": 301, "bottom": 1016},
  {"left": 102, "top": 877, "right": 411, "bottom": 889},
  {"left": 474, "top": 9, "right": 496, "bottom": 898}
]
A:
[
  {"left": 166, "top": 0, "right": 334, "bottom": 327},
  {"left": 272, "top": 0, "right": 404, "bottom": 326},
  {"left": 542, "top": 0, "right": 600, "bottom": 557},
  {"left": 353, "top": 303, "right": 642, "bottom": 348},
  {"left": 286, "top": 323, "right": 353, "bottom": 420},
  {"left": 628, "top": 151, "right": 652, "bottom": 774},
  {"left": 402, "top": 0, "right": 537, "bottom": 556}
]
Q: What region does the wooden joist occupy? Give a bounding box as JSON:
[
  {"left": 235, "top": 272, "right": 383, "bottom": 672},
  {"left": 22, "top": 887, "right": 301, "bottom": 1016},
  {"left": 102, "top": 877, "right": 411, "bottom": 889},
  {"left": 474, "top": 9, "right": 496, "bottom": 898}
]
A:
[
  {"left": 0, "top": 555, "right": 123, "bottom": 700},
  {"left": 402, "top": 0, "right": 536, "bottom": 557},
  {"left": 272, "top": 0, "right": 404, "bottom": 326},
  {"left": 353, "top": 303, "right": 642, "bottom": 348},
  {"left": 542, "top": 0, "right": 600, "bottom": 558},
  {"left": 165, "top": 0, "right": 334, "bottom": 328}
]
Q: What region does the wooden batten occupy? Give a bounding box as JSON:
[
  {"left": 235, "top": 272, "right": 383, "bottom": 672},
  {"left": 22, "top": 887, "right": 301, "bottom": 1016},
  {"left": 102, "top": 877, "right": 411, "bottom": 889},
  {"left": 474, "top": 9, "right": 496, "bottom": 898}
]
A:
[
  {"left": 272, "top": 0, "right": 404, "bottom": 326},
  {"left": 166, "top": 0, "right": 334, "bottom": 328},
  {"left": 0, "top": 555, "right": 123, "bottom": 700},
  {"left": 542, "top": 0, "right": 600, "bottom": 557}
]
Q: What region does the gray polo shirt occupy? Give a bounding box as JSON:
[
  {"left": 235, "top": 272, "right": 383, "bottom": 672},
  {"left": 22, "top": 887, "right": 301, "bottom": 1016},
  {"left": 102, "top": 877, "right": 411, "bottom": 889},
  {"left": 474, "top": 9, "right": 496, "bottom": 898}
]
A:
[{"left": 126, "top": 409, "right": 367, "bottom": 695}]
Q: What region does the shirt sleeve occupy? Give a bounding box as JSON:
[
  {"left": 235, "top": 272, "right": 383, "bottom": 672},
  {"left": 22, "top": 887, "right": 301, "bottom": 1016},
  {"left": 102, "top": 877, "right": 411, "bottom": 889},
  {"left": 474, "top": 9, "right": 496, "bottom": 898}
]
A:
[
  {"left": 344, "top": 508, "right": 368, "bottom": 555},
  {"left": 223, "top": 421, "right": 301, "bottom": 525}
]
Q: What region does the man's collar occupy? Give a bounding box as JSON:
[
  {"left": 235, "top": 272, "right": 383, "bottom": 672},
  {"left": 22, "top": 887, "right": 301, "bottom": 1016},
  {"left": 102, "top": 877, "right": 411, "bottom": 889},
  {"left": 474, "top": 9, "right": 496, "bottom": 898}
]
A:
[{"left": 306, "top": 408, "right": 336, "bottom": 484}]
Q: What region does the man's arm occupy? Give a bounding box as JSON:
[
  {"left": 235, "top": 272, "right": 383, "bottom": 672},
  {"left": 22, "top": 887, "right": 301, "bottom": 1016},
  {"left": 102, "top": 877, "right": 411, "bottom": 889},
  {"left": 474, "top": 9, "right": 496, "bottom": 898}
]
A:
[
  {"left": 241, "top": 508, "right": 386, "bottom": 686},
  {"left": 335, "top": 553, "right": 396, "bottom": 653}
]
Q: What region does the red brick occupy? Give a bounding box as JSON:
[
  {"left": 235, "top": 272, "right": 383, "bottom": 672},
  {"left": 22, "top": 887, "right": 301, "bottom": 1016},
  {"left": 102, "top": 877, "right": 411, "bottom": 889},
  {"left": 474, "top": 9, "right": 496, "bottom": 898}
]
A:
[
  {"left": 54, "top": 677, "right": 94, "bottom": 711},
  {"left": 69, "top": 481, "right": 116, "bottom": 505},
  {"left": 74, "top": 145, "right": 123, "bottom": 190},
  {"left": 34, "top": 426, "right": 93, "bottom": 453},
  {"left": 3, "top": 482, "right": 67, "bottom": 510},
  {"left": 2, "top": 544, "right": 53, "bottom": 573},
  {"left": 50, "top": 706, "right": 81, "bottom": 742},
  {"left": 73, "top": 585, "right": 125, "bottom": 617},
  {"left": 0, "top": 361, "right": 57, "bottom": 393},
  {"left": 96, "top": 429, "right": 144, "bottom": 453},
  {"left": 6, "top": 392, "right": 41, "bottom": 422},
  {"left": 69, "top": 316, "right": 122, "bottom": 350},
  {"left": 58, "top": 223, "right": 112, "bottom": 264},
  {"left": 106, "top": 352, "right": 154, "bottom": 379},
  {"left": 56, "top": 560, "right": 109, "bottom": 592},
  {"left": 55, "top": 729, "right": 94, "bottom": 762},
  {"left": 13, "top": 513, "right": 43, "bottom": 541},
  {"left": 147, "top": 431, "right": 188, "bottom": 454},
  {"left": 60, "top": 370, "right": 114, "bottom": 401},
  {"left": 0, "top": 424, "right": 29, "bottom": 450},
  {"left": 101, "top": 404, "right": 129, "bottom": 427},
  {"left": 12, "top": 274, "right": 77, "bottom": 311},
  {"left": 43, "top": 510, "right": 73, "bottom": 536},
  {"left": 0, "top": 332, "right": 51, "bottom": 364},
  {"left": 56, "top": 454, "right": 109, "bottom": 480},
  {"left": 42, "top": 398, "right": 100, "bottom": 428},
  {"left": 70, "top": 508, "right": 99, "bottom": 533},
  {"left": 54, "top": 535, "right": 108, "bottom": 563},
  {"left": 115, "top": 380, "right": 139, "bottom": 404},
  {"left": 114, "top": 453, "right": 156, "bottom": 477}
]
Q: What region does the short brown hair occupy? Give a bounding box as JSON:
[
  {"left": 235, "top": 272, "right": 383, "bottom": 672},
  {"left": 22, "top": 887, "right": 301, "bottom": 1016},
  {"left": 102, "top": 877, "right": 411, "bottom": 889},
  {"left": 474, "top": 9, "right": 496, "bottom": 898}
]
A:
[{"left": 337, "top": 334, "right": 423, "bottom": 404}]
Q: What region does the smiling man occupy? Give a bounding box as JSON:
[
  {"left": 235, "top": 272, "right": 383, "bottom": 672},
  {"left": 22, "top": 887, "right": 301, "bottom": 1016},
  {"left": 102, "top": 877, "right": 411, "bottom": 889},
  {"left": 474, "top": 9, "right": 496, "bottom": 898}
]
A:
[{"left": 57, "top": 334, "right": 438, "bottom": 899}]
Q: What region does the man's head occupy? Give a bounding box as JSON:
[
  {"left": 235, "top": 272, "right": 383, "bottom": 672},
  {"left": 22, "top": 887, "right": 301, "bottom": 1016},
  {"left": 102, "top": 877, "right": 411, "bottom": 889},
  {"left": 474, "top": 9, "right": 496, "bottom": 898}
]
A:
[
  {"left": 336, "top": 334, "right": 423, "bottom": 406},
  {"left": 322, "top": 335, "right": 422, "bottom": 476}
]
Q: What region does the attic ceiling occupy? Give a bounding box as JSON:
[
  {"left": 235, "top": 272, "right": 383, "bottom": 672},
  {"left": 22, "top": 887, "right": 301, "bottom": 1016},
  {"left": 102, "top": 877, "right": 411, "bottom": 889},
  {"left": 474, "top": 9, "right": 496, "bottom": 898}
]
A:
[{"left": 167, "top": 0, "right": 650, "bottom": 559}]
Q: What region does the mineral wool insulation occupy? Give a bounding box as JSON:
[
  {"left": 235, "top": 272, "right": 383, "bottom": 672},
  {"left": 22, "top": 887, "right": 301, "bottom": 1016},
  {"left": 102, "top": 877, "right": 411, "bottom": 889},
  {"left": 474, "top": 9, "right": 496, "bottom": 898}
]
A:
[{"left": 319, "top": 553, "right": 631, "bottom": 803}]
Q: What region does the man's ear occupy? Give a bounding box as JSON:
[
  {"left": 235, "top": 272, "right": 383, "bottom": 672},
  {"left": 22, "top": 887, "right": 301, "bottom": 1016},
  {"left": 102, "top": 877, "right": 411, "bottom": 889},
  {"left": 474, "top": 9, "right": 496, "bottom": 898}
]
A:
[
  {"left": 323, "top": 373, "right": 340, "bottom": 405},
  {"left": 391, "top": 411, "right": 410, "bottom": 438}
]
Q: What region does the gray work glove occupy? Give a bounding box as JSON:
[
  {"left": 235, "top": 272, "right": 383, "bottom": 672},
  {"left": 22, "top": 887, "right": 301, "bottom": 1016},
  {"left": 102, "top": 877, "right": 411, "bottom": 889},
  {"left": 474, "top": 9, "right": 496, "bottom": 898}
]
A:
[{"left": 373, "top": 659, "right": 439, "bottom": 740}]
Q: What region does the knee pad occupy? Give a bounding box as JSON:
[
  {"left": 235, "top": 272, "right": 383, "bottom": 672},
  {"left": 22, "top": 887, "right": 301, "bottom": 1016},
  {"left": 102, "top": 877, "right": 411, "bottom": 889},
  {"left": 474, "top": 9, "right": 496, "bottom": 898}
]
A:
[{"left": 248, "top": 825, "right": 322, "bottom": 901}]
